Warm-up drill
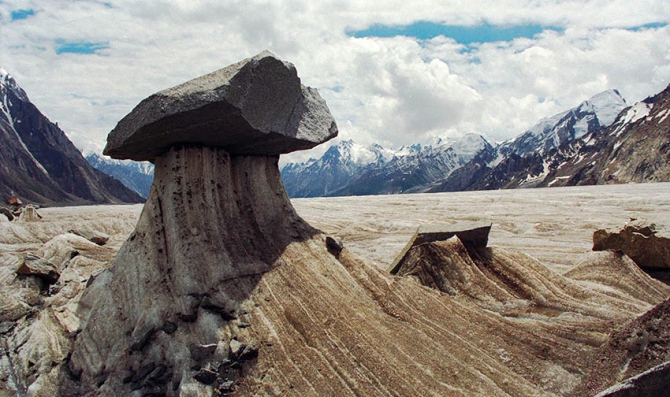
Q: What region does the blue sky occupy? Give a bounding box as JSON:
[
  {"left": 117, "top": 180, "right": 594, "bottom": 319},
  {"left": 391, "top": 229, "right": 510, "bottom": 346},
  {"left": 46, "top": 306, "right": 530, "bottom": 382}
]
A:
[
  {"left": 349, "top": 22, "right": 563, "bottom": 45},
  {"left": 1, "top": 0, "right": 669, "bottom": 162},
  {"left": 54, "top": 40, "right": 110, "bottom": 55},
  {"left": 10, "top": 8, "right": 33, "bottom": 20}
]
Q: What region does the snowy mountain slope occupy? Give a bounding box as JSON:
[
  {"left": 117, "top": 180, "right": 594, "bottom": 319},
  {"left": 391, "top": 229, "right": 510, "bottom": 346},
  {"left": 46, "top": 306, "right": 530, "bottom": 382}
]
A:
[
  {"left": 330, "top": 134, "right": 493, "bottom": 196},
  {"left": 430, "top": 89, "right": 631, "bottom": 192},
  {"left": 432, "top": 85, "right": 670, "bottom": 192},
  {"left": 542, "top": 85, "right": 670, "bottom": 187},
  {"left": 0, "top": 67, "right": 144, "bottom": 205},
  {"left": 498, "top": 89, "right": 627, "bottom": 158},
  {"left": 281, "top": 134, "right": 493, "bottom": 197},
  {"left": 280, "top": 140, "right": 396, "bottom": 197},
  {"left": 86, "top": 152, "right": 154, "bottom": 198}
]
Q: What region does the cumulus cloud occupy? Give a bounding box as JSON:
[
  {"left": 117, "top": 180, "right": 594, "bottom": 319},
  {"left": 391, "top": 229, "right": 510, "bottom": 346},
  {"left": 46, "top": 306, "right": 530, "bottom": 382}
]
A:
[{"left": 1, "top": 0, "right": 669, "bottom": 161}]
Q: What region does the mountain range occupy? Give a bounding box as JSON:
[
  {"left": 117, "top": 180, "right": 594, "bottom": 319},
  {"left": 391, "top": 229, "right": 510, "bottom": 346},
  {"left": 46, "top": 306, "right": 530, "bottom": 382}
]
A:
[
  {"left": 85, "top": 152, "right": 154, "bottom": 198},
  {"left": 430, "top": 87, "right": 670, "bottom": 192},
  {"left": 8, "top": 62, "right": 666, "bottom": 202},
  {"left": 0, "top": 68, "right": 143, "bottom": 205},
  {"left": 280, "top": 86, "right": 670, "bottom": 197}
]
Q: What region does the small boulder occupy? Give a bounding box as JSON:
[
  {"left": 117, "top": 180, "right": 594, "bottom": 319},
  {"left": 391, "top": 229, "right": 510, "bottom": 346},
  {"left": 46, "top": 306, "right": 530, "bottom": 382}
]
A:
[
  {"left": 593, "top": 219, "right": 670, "bottom": 269},
  {"left": 68, "top": 229, "right": 110, "bottom": 246},
  {"left": 129, "top": 325, "right": 157, "bottom": 351},
  {"left": 7, "top": 197, "right": 22, "bottom": 206},
  {"left": 189, "top": 343, "right": 218, "bottom": 362},
  {"left": 0, "top": 207, "right": 14, "bottom": 221},
  {"left": 229, "top": 339, "right": 259, "bottom": 361},
  {"left": 16, "top": 254, "right": 60, "bottom": 284},
  {"left": 326, "top": 236, "right": 344, "bottom": 256},
  {"left": 193, "top": 368, "right": 217, "bottom": 385}
]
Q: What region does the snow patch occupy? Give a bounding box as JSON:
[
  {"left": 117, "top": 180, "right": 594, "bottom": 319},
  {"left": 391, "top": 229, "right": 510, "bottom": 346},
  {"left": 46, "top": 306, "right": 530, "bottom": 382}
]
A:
[
  {"left": 548, "top": 176, "right": 570, "bottom": 187},
  {"left": 622, "top": 102, "right": 651, "bottom": 124},
  {"left": 656, "top": 108, "right": 670, "bottom": 124},
  {"left": 573, "top": 115, "right": 592, "bottom": 139},
  {"left": 589, "top": 89, "right": 627, "bottom": 127}
]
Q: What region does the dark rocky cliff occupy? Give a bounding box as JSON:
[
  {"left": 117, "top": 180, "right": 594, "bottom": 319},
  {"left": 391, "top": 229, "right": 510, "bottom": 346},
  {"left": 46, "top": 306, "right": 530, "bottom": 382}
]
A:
[{"left": 0, "top": 69, "right": 144, "bottom": 205}]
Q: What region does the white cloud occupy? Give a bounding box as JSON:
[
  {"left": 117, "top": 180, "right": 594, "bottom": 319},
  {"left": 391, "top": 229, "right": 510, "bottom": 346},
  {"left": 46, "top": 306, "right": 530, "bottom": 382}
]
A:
[{"left": 1, "top": 0, "right": 669, "bottom": 162}]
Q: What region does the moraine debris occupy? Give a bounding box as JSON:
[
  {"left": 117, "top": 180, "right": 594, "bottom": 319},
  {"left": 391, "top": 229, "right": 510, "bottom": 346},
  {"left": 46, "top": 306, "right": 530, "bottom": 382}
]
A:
[{"left": 326, "top": 235, "right": 344, "bottom": 256}]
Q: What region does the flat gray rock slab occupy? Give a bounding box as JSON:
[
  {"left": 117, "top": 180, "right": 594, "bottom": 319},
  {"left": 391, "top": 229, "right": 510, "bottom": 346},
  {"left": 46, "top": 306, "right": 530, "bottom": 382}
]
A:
[
  {"left": 104, "top": 51, "right": 338, "bottom": 161},
  {"left": 388, "top": 222, "right": 491, "bottom": 274}
]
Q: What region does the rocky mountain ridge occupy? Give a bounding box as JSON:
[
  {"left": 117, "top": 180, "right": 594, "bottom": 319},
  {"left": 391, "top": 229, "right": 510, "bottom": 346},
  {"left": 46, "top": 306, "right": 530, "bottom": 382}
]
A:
[
  {"left": 432, "top": 85, "right": 670, "bottom": 192},
  {"left": 85, "top": 152, "right": 154, "bottom": 198},
  {"left": 0, "top": 68, "right": 144, "bottom": 205},
  {"left": 280, "top": 89, "right": 635, "bottom": 197},
  {"left": 281, "top": 133, "right": 493, "bottom": 197},
  {"left": 88, "top": 85, "right": 666, "bottom": 198}
]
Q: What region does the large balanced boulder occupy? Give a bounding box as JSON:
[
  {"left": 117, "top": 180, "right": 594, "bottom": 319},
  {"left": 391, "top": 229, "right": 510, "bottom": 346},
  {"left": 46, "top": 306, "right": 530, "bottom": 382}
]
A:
[
  {"left": 593, "top": 219, "right": 670, "bottom": 269},
  {"left": 67, "top": 51, "right": 337, "bottom": 396},
  {"left": 103, "top": 51, "right": 337, "bottom": 161}
]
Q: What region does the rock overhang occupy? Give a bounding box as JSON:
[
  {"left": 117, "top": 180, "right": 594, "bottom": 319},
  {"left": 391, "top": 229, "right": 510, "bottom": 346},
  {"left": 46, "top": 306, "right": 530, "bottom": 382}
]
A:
[{"left": 103, "top": 51, "right": 338, "bottom": 162}]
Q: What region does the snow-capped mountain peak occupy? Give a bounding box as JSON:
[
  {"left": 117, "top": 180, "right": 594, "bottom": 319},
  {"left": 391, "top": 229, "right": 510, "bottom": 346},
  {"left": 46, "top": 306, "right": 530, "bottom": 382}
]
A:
[
  {"left": 448, "top": 133, "right": 492, "bottom": 159},
  {"left": 587, "top": 89, "right": 627, "bottom": 127},
  {"left": 0, "top": 67, "right": 29, "bottom": 103},
  {"left": 500, "top": 89, "right": 628, "bottom": 157},
  {"left": 281, "top": 133, "right": 494, "bottom": 197}
]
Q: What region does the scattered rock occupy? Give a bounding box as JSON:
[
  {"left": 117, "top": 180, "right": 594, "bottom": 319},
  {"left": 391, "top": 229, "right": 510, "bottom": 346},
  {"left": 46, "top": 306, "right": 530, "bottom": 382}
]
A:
[
  {"left": 16, "top": 254, "right": 60, "bottom": 284},
  {"left": 161, "top": 321, "right": 177, "bottom": 334},
  {"left": 68, "top": 229, "right": 110, "bottom": 246},
  {"left": 326, "top": 236, "right": 344, "bottom": 256},
  {"left": 7, "top": 197, "right": 22, "bottom": 206},
  {"left": 189, "top": 343, "right": 217, "bottom": 362},
  {"left": 593, "top": 219, "right": 670, "bottom": 269},
  {"left": 131, "top": 362, "right": 156, "bottom": 384},
  {"left": 129, "top": 325, "right": 157, "bottom": 351},
  {"left": 200, "top": 296, "right": 236, "bottom": 320},
  {"left": 0, "top": 207, "right": 14, "bottom": 221},
  {"left": 389, "top": 222, "right": 492, "bottom": 274},
  {"left": 103, "top": 51, "right": 337, "bottom": 162},
  {"left": 229, "top": 339, "right": 259, "bottom": 361},
  {"left": 193, "top": 368, "right": 218, "bottom": 385},
  {"left": 218, "top": 379, "right": 235, "bottom": 393}
]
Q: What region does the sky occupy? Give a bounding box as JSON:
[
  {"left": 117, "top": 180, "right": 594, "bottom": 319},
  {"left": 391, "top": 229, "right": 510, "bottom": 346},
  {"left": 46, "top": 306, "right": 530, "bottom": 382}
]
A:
[{"left": 1, "top": 0, "right": 670, "bottom": 165}]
